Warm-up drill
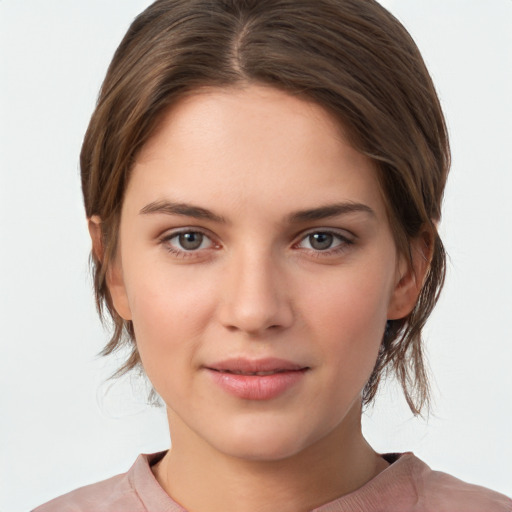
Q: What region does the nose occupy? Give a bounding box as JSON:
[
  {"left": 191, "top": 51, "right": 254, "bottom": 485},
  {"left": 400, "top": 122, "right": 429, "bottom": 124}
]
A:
[{"left": 218, "top": 249, "right": 294, "bottom": 335}]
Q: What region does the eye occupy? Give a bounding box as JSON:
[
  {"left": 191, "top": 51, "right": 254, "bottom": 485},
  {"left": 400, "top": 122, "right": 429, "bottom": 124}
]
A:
[
  {"left": 305, "top": 233, "right": 336, "bottom": 251},
  {"left": 296, "top": 231, "right": 353, "bottom": 252},
  {"left": 163, "top": 230, "right": 215, "bottom": 253}
]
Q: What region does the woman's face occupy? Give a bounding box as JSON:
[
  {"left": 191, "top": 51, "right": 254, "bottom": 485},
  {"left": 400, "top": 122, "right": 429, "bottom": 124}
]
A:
[{"left": 106, "top": 85, "right": 415, "bottom": 461}]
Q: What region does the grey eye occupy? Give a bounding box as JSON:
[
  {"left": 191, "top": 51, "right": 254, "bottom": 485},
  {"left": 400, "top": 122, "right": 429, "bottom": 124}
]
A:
[
  {"left": 308, "top": 233, "right": 334, "bottom": 250},
  {"left": 178, "top": 232, "right": 204, "bottom": 250}
]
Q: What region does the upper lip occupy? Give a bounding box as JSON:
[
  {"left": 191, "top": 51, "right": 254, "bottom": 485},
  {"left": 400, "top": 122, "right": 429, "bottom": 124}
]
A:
[{"left": 205, "top": 357, "right": 308, "bottom": 374}]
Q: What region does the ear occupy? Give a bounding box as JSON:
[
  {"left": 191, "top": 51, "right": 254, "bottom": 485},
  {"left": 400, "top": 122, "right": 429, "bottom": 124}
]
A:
[
  {"left": 387, "top": 228, "right": 433, "bottom": 320},
  {"left": 88, "top": 215, "right": 104, "bottom": 262},
  {"left": 88, "top": 216, "right": 132, "bottom": 321}
]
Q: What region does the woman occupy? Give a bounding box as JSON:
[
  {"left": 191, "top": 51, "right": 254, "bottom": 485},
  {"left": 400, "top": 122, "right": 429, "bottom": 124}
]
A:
[{"left": 34, "top": 0, "right": 511, "bottom": 510}]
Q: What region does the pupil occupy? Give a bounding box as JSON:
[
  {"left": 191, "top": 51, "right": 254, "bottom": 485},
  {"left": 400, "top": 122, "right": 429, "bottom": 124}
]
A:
[
  {"left": 310, "top": 233, "right": 333, "bottom": 250},
  {"left": 179, "top": 232, "right": 203, "bottom": 250}
]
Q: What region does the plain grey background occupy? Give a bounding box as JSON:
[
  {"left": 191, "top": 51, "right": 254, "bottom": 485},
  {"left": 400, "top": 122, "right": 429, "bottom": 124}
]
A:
[{"left": 1, "top": 1, "right": 511, "bottom": 510}]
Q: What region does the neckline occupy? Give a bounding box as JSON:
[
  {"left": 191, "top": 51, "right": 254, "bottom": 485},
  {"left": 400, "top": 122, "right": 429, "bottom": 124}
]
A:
[{"left": 137, "top": 451, "right": 418, "bottom": 511}]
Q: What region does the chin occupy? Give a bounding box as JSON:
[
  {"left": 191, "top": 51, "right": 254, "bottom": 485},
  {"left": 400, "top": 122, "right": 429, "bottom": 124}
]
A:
[
  {"left": 206, "top": 416, "right": 323, "bottom": 462},
  {"left": 219, "top": 438, "right": 308, "bottom": 462}
]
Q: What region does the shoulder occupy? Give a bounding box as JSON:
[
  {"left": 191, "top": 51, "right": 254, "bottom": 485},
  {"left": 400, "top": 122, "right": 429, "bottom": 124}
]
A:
[
  {"left": 32, "top": 452, "right": 176, "bottom": 512},
  {"left": 398, "top": 453, "right": 512, "bottom": 512},
  {"left": 32, "top": 464, "right": 144, "bottom": 512},
  {"left": 32, "top": 472, "right": 142, "bottom": 512}
]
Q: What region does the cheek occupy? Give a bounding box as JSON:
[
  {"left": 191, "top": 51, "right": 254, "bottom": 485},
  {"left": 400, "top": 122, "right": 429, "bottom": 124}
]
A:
[
  {"left": 123, "top": 265, "right": 217, "bottom": 388},
  {"left": 300, "top": 267, "right": 392, "bottom": 379},
  {"left": 127, "top": 258, "right": 217, "bottom": 331}
]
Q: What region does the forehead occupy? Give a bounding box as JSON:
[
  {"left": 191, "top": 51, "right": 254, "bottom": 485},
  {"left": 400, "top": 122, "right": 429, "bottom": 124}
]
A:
[
  {"left": 126, "top": 85, "right": 386, "bottom": 221},
  {"left": 138, "top": 85, "right": 347, "bottom": 161}
]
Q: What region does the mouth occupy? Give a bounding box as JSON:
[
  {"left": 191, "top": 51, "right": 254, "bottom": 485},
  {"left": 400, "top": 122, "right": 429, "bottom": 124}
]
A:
[
  {"left": 205, "top": 357, "right": 309, "bottom": 375},
  {"left": 210, "top": 369, "right": 302, "bottom": 376},
  {"left": 204, "top": 358, "right": 309, "bottom": 400}
]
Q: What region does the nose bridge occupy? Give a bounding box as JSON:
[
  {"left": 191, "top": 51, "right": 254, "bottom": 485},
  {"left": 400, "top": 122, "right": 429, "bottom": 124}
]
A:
[{"left": 219, "top": 243, "right": 293, "bottom": 334}]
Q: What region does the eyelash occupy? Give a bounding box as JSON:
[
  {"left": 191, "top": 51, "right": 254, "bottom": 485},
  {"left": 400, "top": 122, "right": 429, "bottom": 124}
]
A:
[
  {"left": 294, "top": 230, "right": 354, "bottom": 257},
  {"left": 159, "top": 228, "right": 354, "bottom": 259},
  {"left": 160, "top": 229, "right": 218, "bottom": 259}
]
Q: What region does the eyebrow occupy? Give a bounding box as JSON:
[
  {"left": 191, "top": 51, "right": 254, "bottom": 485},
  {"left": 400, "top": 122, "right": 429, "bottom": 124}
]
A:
[
  {"left": 139, "top": 200, "right": 375, "bottom": 224},
  {"left": 287, "top": 202, "right": 375, "bottom": 223},
  {"left": 140, "top": 200, "right": 227, "bottom": 223}
]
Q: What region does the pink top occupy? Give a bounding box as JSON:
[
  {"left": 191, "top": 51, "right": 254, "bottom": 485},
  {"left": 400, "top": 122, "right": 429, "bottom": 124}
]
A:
[{"left": 34, "top": 452, "right": 511, "bottom": 512}]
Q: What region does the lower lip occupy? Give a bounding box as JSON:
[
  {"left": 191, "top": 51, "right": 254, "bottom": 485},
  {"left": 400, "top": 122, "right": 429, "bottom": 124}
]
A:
[{"left": 207, "top": 369, "right": 307, "bottom": 400}]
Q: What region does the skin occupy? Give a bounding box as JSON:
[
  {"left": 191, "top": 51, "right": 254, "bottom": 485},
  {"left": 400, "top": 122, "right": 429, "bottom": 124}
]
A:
[{"left": 90, "top": 85, "right": 427, "bottom": 512}]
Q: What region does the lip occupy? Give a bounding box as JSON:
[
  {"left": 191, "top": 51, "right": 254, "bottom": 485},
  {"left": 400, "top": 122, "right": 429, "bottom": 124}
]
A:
[{"left": 204, "top": 358, "right": 309, "bottom": 400}]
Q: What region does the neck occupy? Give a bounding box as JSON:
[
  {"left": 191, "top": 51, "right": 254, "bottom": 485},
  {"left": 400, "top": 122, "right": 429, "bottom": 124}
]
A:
[{"left": 153, "top": 402, "right": 388, "bottom": 512}]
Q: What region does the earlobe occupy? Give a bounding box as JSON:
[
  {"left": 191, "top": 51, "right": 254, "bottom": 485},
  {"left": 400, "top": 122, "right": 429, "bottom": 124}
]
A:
[
  {"left": 107, "top": 263, "right": 133, "bottom": 321},
  {"left": 387, "top": 229, "right": 433, "bottom": 320},
  {"left": 87, "top": 216, "right": 133, "bottom": 321}
]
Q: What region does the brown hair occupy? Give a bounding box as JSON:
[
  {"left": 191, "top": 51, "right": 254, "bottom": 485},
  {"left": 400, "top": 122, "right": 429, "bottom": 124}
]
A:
[{"left": 81, "top": 0, "right": 449, "bottom": 415}]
